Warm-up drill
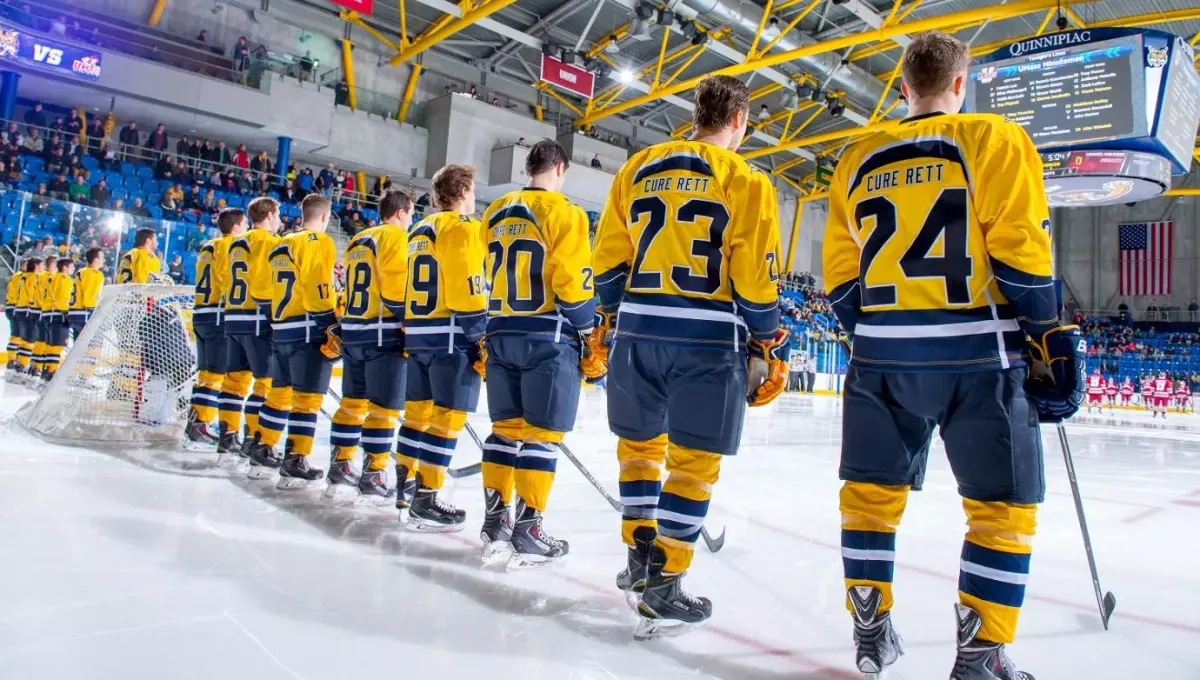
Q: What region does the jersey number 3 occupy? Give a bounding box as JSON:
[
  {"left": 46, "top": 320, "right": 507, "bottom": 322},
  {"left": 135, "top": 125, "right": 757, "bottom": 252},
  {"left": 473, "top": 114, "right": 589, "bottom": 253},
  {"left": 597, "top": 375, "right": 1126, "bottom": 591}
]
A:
[{"left": 856, "top": 188, "right": 971, "bottom": 307}]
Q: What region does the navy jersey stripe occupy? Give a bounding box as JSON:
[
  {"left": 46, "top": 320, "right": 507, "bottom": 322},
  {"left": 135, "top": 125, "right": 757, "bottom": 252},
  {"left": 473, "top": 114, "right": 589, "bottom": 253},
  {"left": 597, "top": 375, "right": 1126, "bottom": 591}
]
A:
[{"left": 633, "top": 154, "right": 714, "bottom": 184}]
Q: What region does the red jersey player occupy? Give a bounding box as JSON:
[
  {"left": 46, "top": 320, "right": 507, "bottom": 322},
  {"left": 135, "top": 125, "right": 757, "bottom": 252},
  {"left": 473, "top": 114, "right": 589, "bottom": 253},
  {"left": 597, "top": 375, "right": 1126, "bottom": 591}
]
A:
[
  {"left": 1086, "top": 369, "right": 1106, "bottom": 414},
  {"left": 1141, "top": 376, "right": 1154, "bottom": 408},
  {"left": 1119, "top": 377, "right": 1134, "bottom": 408},
  {"left": 1175, "top": 379, "right": 1192, "bottom": 414},
  {"left": 1153, "top": 371, "right": 1173, "bottom": 418},
  {"left": 1105, "top": 376, "right": 1118, "bottom": 407}
]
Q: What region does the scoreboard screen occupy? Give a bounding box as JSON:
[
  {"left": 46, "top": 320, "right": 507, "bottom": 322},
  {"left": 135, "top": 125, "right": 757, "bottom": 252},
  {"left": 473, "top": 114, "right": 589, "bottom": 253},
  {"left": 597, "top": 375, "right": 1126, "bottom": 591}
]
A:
[{"left": 970, "top": 35, "right": 1146, "bottom": 148}]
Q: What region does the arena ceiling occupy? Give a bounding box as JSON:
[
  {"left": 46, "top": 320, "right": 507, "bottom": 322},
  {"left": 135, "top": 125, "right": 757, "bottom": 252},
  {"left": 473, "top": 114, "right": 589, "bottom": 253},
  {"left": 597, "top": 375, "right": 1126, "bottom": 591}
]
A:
[{"left": 321, "top": 0, "right": 1200, "bottom": 193}]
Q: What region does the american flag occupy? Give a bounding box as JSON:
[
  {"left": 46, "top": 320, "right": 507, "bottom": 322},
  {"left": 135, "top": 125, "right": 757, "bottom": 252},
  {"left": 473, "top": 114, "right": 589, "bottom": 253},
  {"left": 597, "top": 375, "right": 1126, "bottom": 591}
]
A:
[{"left": 1119, "top": 221, "right": 1173, "bottom": 296}]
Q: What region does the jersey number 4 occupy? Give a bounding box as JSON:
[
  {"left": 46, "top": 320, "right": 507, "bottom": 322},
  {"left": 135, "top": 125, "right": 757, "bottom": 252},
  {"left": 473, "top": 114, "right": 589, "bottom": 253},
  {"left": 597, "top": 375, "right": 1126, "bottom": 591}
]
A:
[
  {"left": 856, "top": 188, "right": 971, "bottom": 307},
  {"left": 629, "top": 196, "right": 729, "bottom": 295}
]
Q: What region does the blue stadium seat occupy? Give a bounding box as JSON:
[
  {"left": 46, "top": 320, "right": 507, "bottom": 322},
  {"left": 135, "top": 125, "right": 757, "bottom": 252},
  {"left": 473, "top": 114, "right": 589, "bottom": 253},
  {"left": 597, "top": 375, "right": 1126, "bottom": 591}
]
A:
[
  {"left": 135, "top": 166, "right": 153, "bottom": 180},
  {"left": 81, "top": 157, "right": 99, "bottom": 172}
]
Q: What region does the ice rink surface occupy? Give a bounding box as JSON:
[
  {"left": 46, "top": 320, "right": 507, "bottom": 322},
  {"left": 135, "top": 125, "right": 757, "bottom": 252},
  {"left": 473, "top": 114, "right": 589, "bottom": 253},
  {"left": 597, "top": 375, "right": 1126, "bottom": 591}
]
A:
[{"left": 0, "top": 362, "right": 1199, "bottom": 678}]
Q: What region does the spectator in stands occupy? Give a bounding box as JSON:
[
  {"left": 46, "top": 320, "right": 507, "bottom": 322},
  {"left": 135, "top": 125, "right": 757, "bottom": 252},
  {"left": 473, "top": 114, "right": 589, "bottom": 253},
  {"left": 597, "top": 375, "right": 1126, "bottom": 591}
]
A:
[
  {"left": 49, "top": 116, "right": 65, "bottom": 134},
  {"left": 517, "top": 137, "right": 527, "bottom": 147},
  {"left": 146, "top": 123, "right": 169, "bottom": 160},
  {"left": 335, "top": 78, "right": 350, "bottom": 107},
  {"left": 805, "top": 353, "right": 817, "bottom": 393},
  {"left": 466, "top": 85, "right": 479, "bottom": 99},
  {"left": 3, "top": 122, "right": 21, "bottom": 147},
  {"left": 372, "top": 175, "right": 391, "bottom": 197},
  {"left": 220, "top": 170, "right": 237, "bottom": 192},
  {"left": 213, "top": 141, "right": 231, "bottom": 167},
  {"left": 85, "top": 117, "right": 104, "bottom": 157},
  {"left": 1148, "top": 299, "right": 1159, "bottom": 321},
  {"left": 50, "top": 15, "right": 66, "bottom": 36},
  {"left": 23, "top": 102, "right": 47, "bottom": 131},
  {"left": 232, "top": 37, "right": 249, "bottom": 71},
  {"left": 48, "top": 172, "right": 70, "bottom": 200},
  {"left": 186, "top": 138, "right": 201, "bottom": 169},
  {"left": 250, "top": 150, "right": 271, "bottom": 174},
  {"left": 168, "top": 254, "right": 185, "bottom": 283},
  {"left": 197, "top": 30, "right": 208, "bottom": 43},
  {"left": 317, "top": 163, "right": 336, "bottom": 198},
  {"left": 176, "top": 135, "right": 190, "bottom": 159},
  {"left": 44, "top": 143, "right": 65, "bottom": 175},
  {"left": 281, "top": 178, "right": 299, "bottom": 203},
  {"left": 32, "top": 183, "right": 50, "bottom": 208},
  {"left": 253, "top": 172, "right": 270, "bottom": 195},
  {"left": 91, "top": 178, "right": 111, "bottom": 208},
  {"left": 590, "top": 153, "right": 601, "bottom": 169},
  {"left": 201, "top": 188, "right": 217, "bottom": 214},
  {"left": 237, "top": 171, "right": 253, "bottom": 194},
  {"left": 67, "top": 174, "right": 90, "bottom": 204},
  {"left": 296, "top": 166, "right": 315, "bottom": 196},
  {"left": 118, "top": 121, "right": 140, "bottom": 162},
  {"left": 340, "top": 170, "right": 355, "bottom": 204},
  {"left": 183, "top": 184, "right": 202, "bottom": 212},
  {"left": 128, "top": 197, "right": 152, "bottom": 218},
  {"left": 159, "top": 190, "right": 180, "bottom": 219},
  {"left": 154, "top": 153, "right": 175, "bottom": 179},
  {"left": 491, "top": 96, "right": 501, "bottom": 107},
  {"left": 21, "top": 128, "right": 43, "bottom": 154},
  {"left": 233, "top": 143, "right": 249, "bottom": 169},
  {"left": 68, "top": 154, "right": 88, "bottom": 180},
  {"left": 65, "top": 110, "right": 82, "bottom": 138},
  {"left": 197, "top": 139, "right": 215, "bottom": 169},
  {"left": 99, "top": 143, "right": 119, "bottom": 172}
]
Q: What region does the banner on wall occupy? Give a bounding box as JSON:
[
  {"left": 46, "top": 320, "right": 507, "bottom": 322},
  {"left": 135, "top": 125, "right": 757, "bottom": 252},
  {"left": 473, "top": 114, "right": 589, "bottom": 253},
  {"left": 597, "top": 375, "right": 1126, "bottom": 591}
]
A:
[
  {"left": 540, "top": 54, "right": 595, "bottom": 99},
  {"left": 0, "top": 28, "right": 102, "bottom": 81},
  {"left": 327, "top": 0, "right": 376, "bottom": 15}
]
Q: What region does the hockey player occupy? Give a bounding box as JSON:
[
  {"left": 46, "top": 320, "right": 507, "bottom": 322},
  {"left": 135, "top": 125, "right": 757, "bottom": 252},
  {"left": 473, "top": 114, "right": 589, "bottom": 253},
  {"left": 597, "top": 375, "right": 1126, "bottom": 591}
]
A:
[
  {"left": 31, "top": 254, "right": 57, "bottom": 383},
  {"left": 225, "top": 197, "right": 283, "bottom": 469},
  {"left": 1175, "top": 378, "right": 1192, "bottom": 414},
  {"left": 395, "top": 163, "right": 487, "bottom": 531},
  {"left": 5, "top": 261, "right": 24, "bottom": 372},
  {"left": 822, "top": 32, "right": 1084, "bottom": 679},
  {"left": 186, "top": 209, "right": 246, "bottom": 451},
  {"left": 255, "top": 193, "right": 339, "bottom": 489},
  {"left": 69, "top": 248, "right": 105, "bottom": 338},
  {"left": 479, "top": 139, "right": 602, "bottom": 568},
  {"left": 1153, "top": 371, "right": 1172, "bottom": 418},
  {"left": 1086, "top": 369, "right": 1105, "bottom": 414},
  {"left": 1105, "top": 375, "right": 1118, "bottom": 409},
  {"left": 327, "top": 189, "right": 414, "bottom": 504},
  {"left": 41, "top": 258, "right": 75, "bottom": 380},
  {"left": 1120, "top": 376, "right": 1134, "bottom": 409},
  {"left": 1141, "top": 374, "right": 1154, "bottom": 409},
  {"left": 12, "top": 258, "right": 40, "bottom": 380},
  {"left": 593, "top": 75, "right": 790, "bottom": 637},
  {"left": 116, "top": 229, "right": 161, "bottom": 284}
]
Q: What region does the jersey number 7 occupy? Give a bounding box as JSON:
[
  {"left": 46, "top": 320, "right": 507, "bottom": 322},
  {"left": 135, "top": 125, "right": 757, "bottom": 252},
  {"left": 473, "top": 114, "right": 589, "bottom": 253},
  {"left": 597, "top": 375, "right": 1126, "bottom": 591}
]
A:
[{"left": 856, "top": 188, "right": 971, "bottom": 307}]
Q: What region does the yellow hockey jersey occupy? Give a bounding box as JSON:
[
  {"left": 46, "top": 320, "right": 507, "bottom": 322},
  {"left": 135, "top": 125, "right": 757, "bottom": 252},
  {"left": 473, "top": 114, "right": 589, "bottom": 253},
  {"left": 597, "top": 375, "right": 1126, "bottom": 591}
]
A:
[
  {"left": 482, "top": 188, "right": 596, "bottom": 343},
  {"left": 193, "top": 236, "right": 233, "bottom": 329},
  {"left": 404, "top": 211, "right": 487, "bottom": 352},
  {"left": 116, "top": 248, "right": 160, "bottom": 284},
  {"left": 225, "top": 228, "right": 280, "bottom": 335},
  {"left": 823, "top": 112, "right": 1057, "bottom": 372},
  {"left": 593, "top": 140, "right": 782, "bottom": 350},
  {"left": 6, "top": 272, "right": 22, "bottom": 311},
  {"left": 34, "top": 270, "right": 52, "bottom": 314},
  {"left": 48, "top": 272, "right": 73, "bottom": 314},
  {"left": 68, "top": 267, "right": 103, "bottom": 325},
  {"left": 268, "top": 230, "right": 337, "bottom": 343},
  {"left": 342, "top": 224, "right": 408, "bottom": 347},
  {"left": 15, "top": 270, "right": 34, "bottom": 313}
]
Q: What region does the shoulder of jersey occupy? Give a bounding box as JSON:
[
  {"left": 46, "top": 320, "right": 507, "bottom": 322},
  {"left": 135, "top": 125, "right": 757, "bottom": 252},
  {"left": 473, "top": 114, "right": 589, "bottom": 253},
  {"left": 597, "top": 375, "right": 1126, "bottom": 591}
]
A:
[{"left": 199, "top": 241, "right": 216, "bottom": 255}]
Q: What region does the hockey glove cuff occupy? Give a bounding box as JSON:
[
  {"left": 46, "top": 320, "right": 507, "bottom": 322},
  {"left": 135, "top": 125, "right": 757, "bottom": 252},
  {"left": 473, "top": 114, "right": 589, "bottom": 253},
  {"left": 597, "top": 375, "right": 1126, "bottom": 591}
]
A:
[
  {"left": 585, "top": 309, "right": 617, "bottom": 365},
  {"left": 320, "top": 324, "right": 343, "bottom": 361},
  {"left": 1025, "top": 325, "right": 1086, "bottom": 423},
  {"left": 578, "top": 329, "right": 608, "bottom": 383},
  {"left": 469, "top": 340, "right": 487, "bottom": 379},
  {"left": 747, "top": 328, "right": 791, "bottom": 407}
]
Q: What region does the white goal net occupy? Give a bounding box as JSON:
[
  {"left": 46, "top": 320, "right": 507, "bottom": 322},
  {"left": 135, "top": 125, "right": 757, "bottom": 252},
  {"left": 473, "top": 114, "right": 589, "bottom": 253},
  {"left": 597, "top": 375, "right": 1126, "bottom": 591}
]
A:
[{"left": 17, "top": 284, "right": 197, "bottom": 447}]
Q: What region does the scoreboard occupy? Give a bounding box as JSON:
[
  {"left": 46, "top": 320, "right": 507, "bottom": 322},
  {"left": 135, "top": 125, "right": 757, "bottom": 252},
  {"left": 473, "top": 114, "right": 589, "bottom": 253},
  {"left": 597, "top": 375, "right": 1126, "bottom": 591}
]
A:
[{"left": 968, "top": 29, "right": 1200, "bottom": 206}]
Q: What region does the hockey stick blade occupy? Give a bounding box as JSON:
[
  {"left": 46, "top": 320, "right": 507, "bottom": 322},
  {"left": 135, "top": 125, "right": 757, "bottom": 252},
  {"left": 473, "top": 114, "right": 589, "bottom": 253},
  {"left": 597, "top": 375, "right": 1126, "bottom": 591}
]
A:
[
  {"left": 448, "top": 462, "right": 482, "bottom": 479},
  {"left": 700, "top": 526, "right": 726, "bottom": 553},
  {"left": 1101, "top": 591, "right": 1116, "bottom": 630}
]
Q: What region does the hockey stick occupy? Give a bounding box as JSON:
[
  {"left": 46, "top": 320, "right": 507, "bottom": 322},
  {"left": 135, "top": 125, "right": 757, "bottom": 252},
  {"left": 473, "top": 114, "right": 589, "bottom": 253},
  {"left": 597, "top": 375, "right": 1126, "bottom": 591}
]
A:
[
  {"left": 558, "top": 442, "right": 726, "bottom": 553},
  {"left": 323, "top": 386, "right": 482, "bottom": 478},
  {"left": 1056, "top": 422, "right": 1116, "bottom": 630}
]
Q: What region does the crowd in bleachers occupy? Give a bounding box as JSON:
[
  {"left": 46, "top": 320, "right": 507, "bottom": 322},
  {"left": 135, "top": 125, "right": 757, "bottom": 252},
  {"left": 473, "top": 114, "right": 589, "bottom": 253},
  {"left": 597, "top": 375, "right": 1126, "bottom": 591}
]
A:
[{"left": 1075, "top": 311, "right": 1200, "bottom": 388}]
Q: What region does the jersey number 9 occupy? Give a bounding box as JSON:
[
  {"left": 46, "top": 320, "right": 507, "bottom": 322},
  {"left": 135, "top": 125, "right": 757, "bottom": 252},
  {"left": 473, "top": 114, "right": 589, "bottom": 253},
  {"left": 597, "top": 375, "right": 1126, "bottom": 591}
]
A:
[
  {"left": 409, "top": 254, "right": 439, "bottom": 317},
  {"left": 628, "top": 196, "right": 729, "bottom": 296}
]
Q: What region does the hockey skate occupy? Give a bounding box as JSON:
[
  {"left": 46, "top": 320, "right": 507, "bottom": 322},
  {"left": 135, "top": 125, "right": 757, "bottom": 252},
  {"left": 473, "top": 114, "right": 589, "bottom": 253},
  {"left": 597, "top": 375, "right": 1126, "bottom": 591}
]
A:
[
  {"left": 480, "top": 488, "right": 514, "bottom": 567},
  {"left": 405, "top": 475, "right": 466, "bottom": 532},
  {"left": 615, "top": 526, "right": 654, "bottom": 610},
  {"left": 246, "top": 437, "right": 283, "bottom": 480},
  {"left": 848, "top": 585, "right": 904, "bottom": 678},
  {"left": 508, "top": 500, "right": 568, "bottom": 570},
  {"left": 950, "top": 604, "right": 1034, "bottom": 680},
  {"left": 216, "top": 423, "right": 245, "bottom": 466},
  {"left": 394, "top": 464, "right": 416, "bottom": 510},
  {"left": 277, "top": 451, "right": 324, "bottom": 490},
  {"left": 324, "top": 457, "right": 360, "bottom": 500},
  {"left": 633, "top": 540, "right": 710, "bottom": 640},
  {"left": 183, "top": 410, "right": 221, "bottom": 452},
  {"left": 355, "top": 468, "right": 396, "bottom": 508}
]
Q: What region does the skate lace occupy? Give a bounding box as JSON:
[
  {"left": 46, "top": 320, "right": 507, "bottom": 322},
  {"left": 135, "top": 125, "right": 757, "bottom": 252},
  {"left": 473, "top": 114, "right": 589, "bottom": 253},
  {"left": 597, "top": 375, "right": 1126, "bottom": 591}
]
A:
[
  {"left": 431, "top": 494, "right": 458, "bottom": 513},
  {"left": 531, "top": 516, "right": 562, "bottom": 547}
]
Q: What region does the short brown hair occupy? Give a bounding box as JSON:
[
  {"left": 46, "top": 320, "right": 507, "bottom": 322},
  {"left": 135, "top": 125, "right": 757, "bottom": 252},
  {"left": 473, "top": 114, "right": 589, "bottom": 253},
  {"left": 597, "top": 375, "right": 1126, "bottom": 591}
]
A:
[
  {"left": 57, "top": 259, "right": 73, "bottom": 272},
  {"left": 525, "top": 140, "right": 569, "bottom": 176},
  {"left": 247, "top": 196, "right": 279, "bottom": 225},
  {"left": 24, "top": 258, "right": 41, "bottom": 272},
  {"left": 216, "top": 208, "right": 245, "bottom": 235},
  {"left": 85, "top": 247, "right": 102, "bottom": 264},
  {"left": 692, "top": 75, "right": 750, "bottom": 131},
  {"left": 133, "top": 228, "right": 156, "bottom": 248},
  {"left": 432, "top": 164, "right": 475, "bottom": 209},
  {"left": 901, "top": 31, "right": 970, "bottom": 99},
  {"left": 301, "top": 193, "right": 331, "bottom": 223},
  {"left": 379, "top": 189, "right": 414, "bottom": 221}
]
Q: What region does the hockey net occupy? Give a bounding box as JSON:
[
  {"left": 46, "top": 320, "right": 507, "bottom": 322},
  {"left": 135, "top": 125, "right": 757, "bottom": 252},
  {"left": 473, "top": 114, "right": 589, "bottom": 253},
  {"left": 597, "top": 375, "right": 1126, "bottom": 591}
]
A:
[{"left": 17, "top": 284, "right": 197, "bottom": 447}]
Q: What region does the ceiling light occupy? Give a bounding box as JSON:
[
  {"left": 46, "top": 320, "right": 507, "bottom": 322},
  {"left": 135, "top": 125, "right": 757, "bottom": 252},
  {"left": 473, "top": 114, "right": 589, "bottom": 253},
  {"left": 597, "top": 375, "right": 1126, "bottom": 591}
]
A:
[
  {"left": 619, "top": 69, "right": 635, "bottom": 84},
  {"left": 758, "top": 104, "right": 770, "bottom": 121},
  {"left": 690, "top": 31, "right": 708, "bottom": 46},
  {"left": 762, "top": 17, "right": 779, "bottom": 40},
  {"left": 604, "top": 36, "right": 620, "bottom": 53}
]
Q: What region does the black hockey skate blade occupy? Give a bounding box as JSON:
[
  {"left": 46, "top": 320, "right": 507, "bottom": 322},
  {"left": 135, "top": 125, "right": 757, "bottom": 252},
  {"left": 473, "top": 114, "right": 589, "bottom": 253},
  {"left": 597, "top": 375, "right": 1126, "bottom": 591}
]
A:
[
  {"left": 701, "top": 526, "right": 726, "bottom": 552},
  {"left": 447, "top": 462, "right": 482, "bottom": 479},
  {"left": 1101, "top": 591, "right": 1116, "bottom": 630}
]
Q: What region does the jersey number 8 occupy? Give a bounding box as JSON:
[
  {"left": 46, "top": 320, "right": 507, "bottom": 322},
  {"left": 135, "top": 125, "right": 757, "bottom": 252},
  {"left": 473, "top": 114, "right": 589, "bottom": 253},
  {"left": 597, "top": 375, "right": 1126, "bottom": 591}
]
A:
[
  {"left": 346, "top": 261, "right": 371, "bottom": 317},
  {"left": 855, "top": 188, "right": 971, "bottom": 308}
]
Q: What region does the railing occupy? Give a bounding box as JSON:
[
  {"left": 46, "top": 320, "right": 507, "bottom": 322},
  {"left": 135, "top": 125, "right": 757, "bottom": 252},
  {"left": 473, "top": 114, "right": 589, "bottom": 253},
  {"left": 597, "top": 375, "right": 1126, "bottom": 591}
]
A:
[{"left": 1074, "top": 308, "right": 1200, "bottom": 324}]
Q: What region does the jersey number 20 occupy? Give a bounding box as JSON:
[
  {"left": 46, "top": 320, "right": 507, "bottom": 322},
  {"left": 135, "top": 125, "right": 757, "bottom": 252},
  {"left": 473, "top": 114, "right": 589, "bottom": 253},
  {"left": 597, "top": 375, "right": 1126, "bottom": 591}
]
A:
[{"left": 856, "top": 188, "right": 971, "bottom": 307}]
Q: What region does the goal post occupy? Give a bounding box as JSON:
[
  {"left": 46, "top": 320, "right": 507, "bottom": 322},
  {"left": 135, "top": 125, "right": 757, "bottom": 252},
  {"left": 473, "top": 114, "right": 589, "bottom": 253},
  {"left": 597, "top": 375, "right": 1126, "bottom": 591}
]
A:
[{"left": 17, "top": 284, "right": 197, "bottom": 447}]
